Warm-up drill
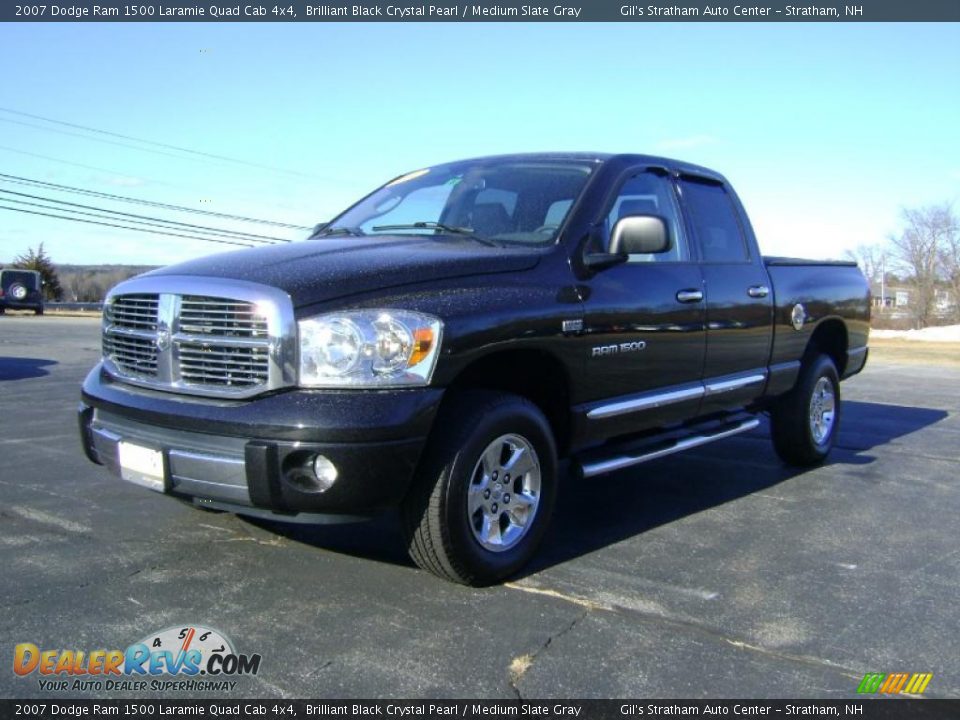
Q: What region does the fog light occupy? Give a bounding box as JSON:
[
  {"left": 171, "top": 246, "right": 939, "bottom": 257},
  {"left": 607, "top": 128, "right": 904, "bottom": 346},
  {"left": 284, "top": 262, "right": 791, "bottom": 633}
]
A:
[{"left": 312, "top": 455, "right": 338, "bottom": 492}]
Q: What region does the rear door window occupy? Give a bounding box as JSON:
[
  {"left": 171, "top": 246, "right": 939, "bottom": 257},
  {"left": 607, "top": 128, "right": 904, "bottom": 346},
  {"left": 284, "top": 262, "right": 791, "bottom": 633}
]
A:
[{"left": 679, "top": 179, "right": 750, "bottom": 263}]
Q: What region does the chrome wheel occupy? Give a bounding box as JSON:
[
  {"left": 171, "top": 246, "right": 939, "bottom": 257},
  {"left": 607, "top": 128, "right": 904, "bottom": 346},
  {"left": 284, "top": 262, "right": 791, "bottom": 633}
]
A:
[
  {"left": 809, "top": 376, "right": 836, "bottom": 445},
  {"left": 467, "top": 433, "right": 541, "bottom": 552}
]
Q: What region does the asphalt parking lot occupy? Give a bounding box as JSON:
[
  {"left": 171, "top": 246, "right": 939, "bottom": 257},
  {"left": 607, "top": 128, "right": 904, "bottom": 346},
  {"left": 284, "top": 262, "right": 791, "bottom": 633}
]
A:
[{"left": 1, "top": 315, "right": 958, "bottom": 699}]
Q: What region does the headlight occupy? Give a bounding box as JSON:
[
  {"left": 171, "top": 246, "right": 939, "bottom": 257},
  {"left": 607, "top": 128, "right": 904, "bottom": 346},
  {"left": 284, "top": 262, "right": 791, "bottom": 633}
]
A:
[{"left": 298, "top": 310, "right": 442, "bottom": 388}]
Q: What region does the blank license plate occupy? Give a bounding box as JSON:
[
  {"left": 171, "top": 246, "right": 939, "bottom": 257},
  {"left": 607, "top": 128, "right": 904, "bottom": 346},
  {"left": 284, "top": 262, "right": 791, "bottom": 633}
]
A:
[{"left": 118, "top": 441, "right": 166, "bottom": 492}]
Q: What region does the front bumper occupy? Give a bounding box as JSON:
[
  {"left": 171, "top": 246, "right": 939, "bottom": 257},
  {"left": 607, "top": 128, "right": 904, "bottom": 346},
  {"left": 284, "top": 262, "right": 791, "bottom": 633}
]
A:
[{"left": 79, "top": 363, "right": 444, "bottom": 519}]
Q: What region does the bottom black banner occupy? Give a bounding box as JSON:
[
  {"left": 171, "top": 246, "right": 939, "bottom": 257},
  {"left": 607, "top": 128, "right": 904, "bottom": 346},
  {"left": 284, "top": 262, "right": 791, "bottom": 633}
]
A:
[{"left": 1, "top": 700, "right": 959, "bottom": 720}]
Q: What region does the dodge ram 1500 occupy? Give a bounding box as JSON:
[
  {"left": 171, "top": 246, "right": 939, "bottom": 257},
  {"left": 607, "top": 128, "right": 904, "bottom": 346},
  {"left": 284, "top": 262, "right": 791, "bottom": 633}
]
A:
[{"left": 79, "top": 153, "right": 870, "bottom": 584}]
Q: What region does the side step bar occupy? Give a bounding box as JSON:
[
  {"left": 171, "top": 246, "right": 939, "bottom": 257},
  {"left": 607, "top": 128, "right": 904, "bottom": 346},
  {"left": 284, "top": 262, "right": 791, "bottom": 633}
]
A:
[{"left": 577, "top": 416, "right": 761, "bottom": 478}]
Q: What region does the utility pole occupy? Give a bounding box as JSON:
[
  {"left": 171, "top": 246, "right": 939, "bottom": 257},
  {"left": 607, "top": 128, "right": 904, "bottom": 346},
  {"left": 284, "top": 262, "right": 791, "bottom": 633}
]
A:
[{"left": 880, "top": 255, "right": 886, "bottom": 310}]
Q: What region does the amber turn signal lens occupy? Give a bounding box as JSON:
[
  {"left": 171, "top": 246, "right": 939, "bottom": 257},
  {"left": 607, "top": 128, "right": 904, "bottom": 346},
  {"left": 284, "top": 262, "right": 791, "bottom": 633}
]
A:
[{"left": 408, "top": 327, "right": 434, "bottom": 367}]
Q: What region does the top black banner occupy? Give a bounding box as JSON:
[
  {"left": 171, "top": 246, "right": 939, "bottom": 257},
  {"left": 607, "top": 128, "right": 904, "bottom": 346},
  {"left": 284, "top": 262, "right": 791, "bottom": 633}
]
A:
[{"left": 3, "top": 0, "right": 960, "bottom": 22}]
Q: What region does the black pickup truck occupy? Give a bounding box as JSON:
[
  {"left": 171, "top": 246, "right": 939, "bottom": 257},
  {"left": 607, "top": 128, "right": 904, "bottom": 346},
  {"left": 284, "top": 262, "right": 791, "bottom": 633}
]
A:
[{"left": 79, "top": 153, "right": 870, "bottom": 584}]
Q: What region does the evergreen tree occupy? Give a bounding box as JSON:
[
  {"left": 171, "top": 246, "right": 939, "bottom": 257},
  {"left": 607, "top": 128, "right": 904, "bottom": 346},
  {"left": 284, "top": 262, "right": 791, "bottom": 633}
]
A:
[{"left": 13, "top": 243, "right": 63, "bottom": 301}]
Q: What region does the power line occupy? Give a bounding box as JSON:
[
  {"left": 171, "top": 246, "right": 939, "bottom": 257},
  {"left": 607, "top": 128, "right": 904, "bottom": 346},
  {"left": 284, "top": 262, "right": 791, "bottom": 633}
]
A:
[
  {"left": 0, "top": 204, "right": 258, "bottom": 248},
  {"left": 0, "top": 188, "right": 287, "bottom": 244},
  {"left": 0, "top": 107, "right": 326, "bottom": 181},
  {"left": 0, "top": 196, "right": 261, "bottom": 246},
  {"left": 0, "top": 144, "right": 183, "bottom": 186},
  {"left": 0, "top": 194, "right": 282, "bottom": 248},
  {"left": 0, "top": 145, "right": 314, "bottom": 220},
  {"left": 0, "top": 117, "right": 229, "bottom": 165},
  {"left": 0, "top": 172, "right": 310, "bottom": 231}
]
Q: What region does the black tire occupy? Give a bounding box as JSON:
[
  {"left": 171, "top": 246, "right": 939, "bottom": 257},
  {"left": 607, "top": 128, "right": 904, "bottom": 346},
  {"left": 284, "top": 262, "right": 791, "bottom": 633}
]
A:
[
  {"left": 402, "top": 390, "right": 558, "bottom": 586},
  {"left": 770, "top": 354, "right": 841, "bottom": 467}
]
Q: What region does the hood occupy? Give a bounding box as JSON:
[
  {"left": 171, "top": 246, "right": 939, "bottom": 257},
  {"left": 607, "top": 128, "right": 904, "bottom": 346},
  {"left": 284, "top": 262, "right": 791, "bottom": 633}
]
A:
[{"left": 146, "top": 236, "right": 543, "bottom": 307}]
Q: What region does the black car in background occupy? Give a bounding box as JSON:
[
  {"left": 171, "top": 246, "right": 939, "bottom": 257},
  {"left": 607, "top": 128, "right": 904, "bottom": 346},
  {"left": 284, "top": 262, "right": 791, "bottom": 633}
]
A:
[{"left": 0, "top": 269, "right": 44, "bottom": 315}]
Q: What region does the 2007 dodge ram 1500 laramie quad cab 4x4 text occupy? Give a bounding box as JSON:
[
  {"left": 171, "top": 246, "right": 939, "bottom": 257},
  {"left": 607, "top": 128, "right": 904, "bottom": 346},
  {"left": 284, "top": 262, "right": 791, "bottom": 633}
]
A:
[{"left": 79, "top": 153, "right": 870, "bottom": 584}]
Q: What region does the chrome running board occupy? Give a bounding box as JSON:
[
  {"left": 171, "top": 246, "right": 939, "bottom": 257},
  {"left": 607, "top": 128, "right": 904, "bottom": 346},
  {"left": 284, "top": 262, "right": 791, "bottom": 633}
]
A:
[{"left": 577, "top": 416, "right": 761, "bottom": 478}]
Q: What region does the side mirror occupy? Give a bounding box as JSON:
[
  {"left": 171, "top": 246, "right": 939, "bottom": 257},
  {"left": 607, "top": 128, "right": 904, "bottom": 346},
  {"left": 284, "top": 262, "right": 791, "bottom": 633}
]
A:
[
  {"left": 609, "top": 215, "right": 670, "bottom": 256},
  {"left": 311, "top": 222, "right": 329, "bottom": 237}
]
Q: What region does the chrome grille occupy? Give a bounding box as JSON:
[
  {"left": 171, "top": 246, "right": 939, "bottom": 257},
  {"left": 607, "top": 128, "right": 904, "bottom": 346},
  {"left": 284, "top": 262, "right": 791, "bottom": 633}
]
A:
[
  {"left": 178, "top": 341, "right": 270, "bottom": 387},
  {"left": 101, "top": 278, "right": 294, "bottom": 399},
  {"left": 102, "top": 333, "right": 158, "bottom": 377},
  {"left": 179, "top": 296, "right": 269, "bottom": 338},
  {"left": 106, "top": 293, "right": 159, "bottom": 332},
  {"left": 102, "top": 294, "right": 160, "bottom": 377}
]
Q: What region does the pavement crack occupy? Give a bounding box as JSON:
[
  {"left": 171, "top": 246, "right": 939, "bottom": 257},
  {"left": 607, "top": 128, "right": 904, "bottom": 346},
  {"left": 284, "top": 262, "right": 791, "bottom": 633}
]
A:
[
  {"left": 507, "top": 580, "right": 862, "bottom": 683},
  {"left": 508, "top": 608, "right": 589, "bottom": 699}
]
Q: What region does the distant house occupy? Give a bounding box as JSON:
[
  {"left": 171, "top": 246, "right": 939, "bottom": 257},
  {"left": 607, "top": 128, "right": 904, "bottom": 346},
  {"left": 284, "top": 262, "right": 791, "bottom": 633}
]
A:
[
  {"left": 935, "top": 288, "right": 956, "bottom": 313},
  {"left": 870, "top": 283, "right": 956, "bottom": 314},
  {"left": 870, "top": 282, "right": 912, "bottom": 309}
]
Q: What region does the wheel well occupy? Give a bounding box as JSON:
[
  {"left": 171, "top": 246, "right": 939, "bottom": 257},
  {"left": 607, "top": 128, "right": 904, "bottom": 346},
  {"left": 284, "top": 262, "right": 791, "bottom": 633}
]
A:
[
  {"left": 447, "top": 350, "right": 571, "bottom": 454},
  {"left": 805, "top": 319, "right": 848, "bottom": 376}
]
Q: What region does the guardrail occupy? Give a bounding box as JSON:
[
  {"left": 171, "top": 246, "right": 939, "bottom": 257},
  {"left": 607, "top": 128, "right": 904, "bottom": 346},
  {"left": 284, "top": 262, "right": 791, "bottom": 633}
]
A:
[{"left": 46, "top": 302, "right": 103, "bottom": 312}]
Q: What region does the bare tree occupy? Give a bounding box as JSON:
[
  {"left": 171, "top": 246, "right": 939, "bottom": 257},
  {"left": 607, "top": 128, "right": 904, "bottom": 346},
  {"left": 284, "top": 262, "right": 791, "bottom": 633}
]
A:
[
  {"left": 940, "top": 212, "right": 960, "bottom": 323},
  {"left": 844, "top": 243, "right": 888, "bottom": 286},
  {"left": 889, "top": 204, "right": 956, "bottom": 328}
]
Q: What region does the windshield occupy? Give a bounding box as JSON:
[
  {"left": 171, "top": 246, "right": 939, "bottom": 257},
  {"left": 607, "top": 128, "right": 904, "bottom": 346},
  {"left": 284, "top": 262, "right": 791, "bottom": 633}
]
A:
[{"left": 321, "top": 158, "right": 595, "bottom": 246}]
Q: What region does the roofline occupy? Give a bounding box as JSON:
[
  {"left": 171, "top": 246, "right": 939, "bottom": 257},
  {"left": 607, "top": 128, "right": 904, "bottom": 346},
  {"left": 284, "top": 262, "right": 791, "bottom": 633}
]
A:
[{"left": 429, "top": 152, "right": 726, "bottom": 183}]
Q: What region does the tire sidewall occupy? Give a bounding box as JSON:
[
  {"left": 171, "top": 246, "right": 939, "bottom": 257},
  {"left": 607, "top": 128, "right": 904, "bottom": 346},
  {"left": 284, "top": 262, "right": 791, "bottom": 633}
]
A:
[
  {"left": 441, "top": 399, "right": 557, "bottom": 582},
  {"left": 802, "top": 356, "right": 840, "bottom": 459}
]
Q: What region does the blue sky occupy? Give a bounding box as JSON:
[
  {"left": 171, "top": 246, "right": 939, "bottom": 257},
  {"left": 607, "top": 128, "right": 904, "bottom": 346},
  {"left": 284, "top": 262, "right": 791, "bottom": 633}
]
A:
[{"left": 0, "top": 22, "right": 958, "bottom": 266}]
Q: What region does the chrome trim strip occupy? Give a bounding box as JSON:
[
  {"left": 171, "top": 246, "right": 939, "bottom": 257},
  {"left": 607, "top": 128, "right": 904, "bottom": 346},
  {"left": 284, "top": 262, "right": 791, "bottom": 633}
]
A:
[
  {"left": 580, "top": 418, "right": 760, "bottom": 478},
  {"left": 587, "top": 369, "right": 768, "bottom": 420},
  {"left": 704, "top": 372, "right": 767, "bottom": 396},
  {"left": 102, "top": 275, "right": 297, "bottom": 399},
  {"left": 168, "top": 449, "right": 245, "bottom": 467},
  {"left": 156, "top": 293, "right": 178, "bottom": 384},
  {"left": 586, "top": 385, "right": 705, "bottom": 420},
  {"left": 173, "top": 333, "right": 268, "bottom": 348},
  {"left": 104, "top": 326, "right": 156, "bottom": 340},
  {"left": 769, "top": 360, "right": 801, "bottom": 373}
]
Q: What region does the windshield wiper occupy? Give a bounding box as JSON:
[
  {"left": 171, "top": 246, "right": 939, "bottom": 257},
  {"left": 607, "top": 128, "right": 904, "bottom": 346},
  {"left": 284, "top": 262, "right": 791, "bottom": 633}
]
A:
[
  {"left": 314, "top": 225, "right": 366, "bottom": 238},
  {"left": 371, "top": 221, "right": 498, "bottom": 247}
]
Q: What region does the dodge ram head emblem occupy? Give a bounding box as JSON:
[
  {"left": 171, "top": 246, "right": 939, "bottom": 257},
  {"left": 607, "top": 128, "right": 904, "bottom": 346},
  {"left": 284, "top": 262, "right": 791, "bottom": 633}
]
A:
[
  {"left": 156, "top": 322, "right": 172, "bottom": 351},
  {"left": 791, "top": 303, "right": 807, "bottom": 331}
]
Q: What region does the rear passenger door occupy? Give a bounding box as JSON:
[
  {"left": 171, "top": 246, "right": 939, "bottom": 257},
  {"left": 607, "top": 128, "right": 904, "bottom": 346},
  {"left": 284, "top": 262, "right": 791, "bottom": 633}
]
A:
[{"left": 678, "top": 176, "right": 773, "bottom": 413}]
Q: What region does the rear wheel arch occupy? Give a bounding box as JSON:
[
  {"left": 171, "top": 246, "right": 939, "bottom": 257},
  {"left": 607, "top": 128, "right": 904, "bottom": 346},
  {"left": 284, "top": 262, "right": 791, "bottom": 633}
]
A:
[{"left": 803, "top": 318, "right": 848, "bottom": 376}]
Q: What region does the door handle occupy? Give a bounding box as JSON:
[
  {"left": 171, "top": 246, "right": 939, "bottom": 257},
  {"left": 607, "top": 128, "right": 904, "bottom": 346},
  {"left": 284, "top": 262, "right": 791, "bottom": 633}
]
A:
[
  {"left": 747, "top": 285, "right": 770, "bottom": 298},
  {"left": 676, "top": 289, "right": 704, "bottom": 303}
]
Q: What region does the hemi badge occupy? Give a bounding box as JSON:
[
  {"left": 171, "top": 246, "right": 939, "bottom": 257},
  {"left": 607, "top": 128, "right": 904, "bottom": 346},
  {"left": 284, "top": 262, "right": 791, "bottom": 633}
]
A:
[{"left": 562, "top": 319, "right": 583, "bottom": 334}]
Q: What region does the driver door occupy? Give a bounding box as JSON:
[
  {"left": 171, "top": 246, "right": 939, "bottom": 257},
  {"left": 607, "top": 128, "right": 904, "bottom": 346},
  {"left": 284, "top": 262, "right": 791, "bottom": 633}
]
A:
[{"left": 578, "top": 169, "right": 706, "bottom": 442}]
